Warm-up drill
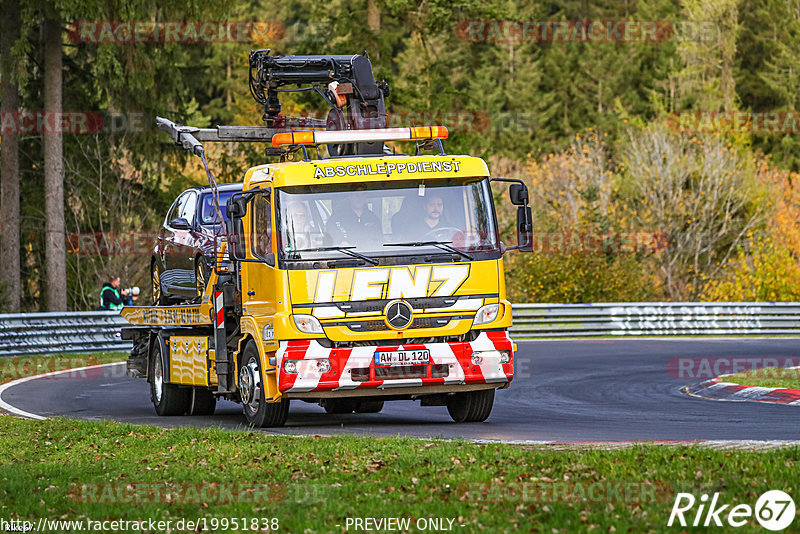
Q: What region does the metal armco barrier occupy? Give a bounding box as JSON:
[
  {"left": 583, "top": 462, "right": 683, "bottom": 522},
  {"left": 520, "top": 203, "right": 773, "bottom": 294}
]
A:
[
  {"left": 1, "top": 302, "right": 798, "bottom": 356},
  {"left": 0, "top": 311, "right": 132, "bottom": 357},
  {"left": 511, "top": 302, "right": 800, "bottom": 339}
]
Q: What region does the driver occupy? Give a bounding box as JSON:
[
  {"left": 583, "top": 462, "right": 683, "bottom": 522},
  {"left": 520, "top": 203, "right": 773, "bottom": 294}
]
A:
[
  {"left": 325, "top": 190, "right": 382, "bottom": 247},
  {"left": 397, "top": 194, "right": 448, "bottom": 241},
  {"left": 286, "top": 202, "right": 314, "bottom": 250}
]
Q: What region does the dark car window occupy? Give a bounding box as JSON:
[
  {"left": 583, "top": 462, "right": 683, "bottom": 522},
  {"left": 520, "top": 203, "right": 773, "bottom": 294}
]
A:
[
  {"left": 199, "top": 191, "right": 237, "bottom": 225},
  {"left": 178, "top": 191, "right": 198, "bottom": 225},
  {"left": 165, "top": 196, "right": 181, "bottom": 225}
]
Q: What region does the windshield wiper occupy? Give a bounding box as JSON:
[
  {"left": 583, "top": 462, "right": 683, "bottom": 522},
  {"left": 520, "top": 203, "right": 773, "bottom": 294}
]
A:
[
  {"left": 288, "top": 246, "right": 379, "bottom": 266},
  {"left": 384, "top": 241, "right": 473, "bottom": 261}
]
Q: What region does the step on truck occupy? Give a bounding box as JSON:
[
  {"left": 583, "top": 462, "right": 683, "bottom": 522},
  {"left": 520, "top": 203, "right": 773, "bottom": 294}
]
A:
[{"left": 122, "top": 50, "right": 533, "bottom": 427}]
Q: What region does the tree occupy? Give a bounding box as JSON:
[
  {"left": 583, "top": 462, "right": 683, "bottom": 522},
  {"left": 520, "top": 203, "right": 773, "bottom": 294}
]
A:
[
  {"left": 621, "top": 124, "right": 768, "bottom": 299},
  {"left": 44, "top": 15, "right": 66, "bottom": 311},
  {"left": 0, "top": 0, "right": 21, "bottom": 311}
]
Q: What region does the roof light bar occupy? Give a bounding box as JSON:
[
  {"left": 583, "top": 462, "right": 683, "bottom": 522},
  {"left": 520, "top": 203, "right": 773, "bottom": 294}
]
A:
[{"left": 271, "top": 126, "right": 449, "bottom": 147}]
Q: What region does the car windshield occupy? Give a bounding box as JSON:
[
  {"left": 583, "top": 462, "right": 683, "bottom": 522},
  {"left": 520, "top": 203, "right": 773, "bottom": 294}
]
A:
[
  {"left": 275, "top": 177, "right": 499, "bottom": 263},
  {"left": 199, "top": 190, "right": 237, "bottom": 225}
]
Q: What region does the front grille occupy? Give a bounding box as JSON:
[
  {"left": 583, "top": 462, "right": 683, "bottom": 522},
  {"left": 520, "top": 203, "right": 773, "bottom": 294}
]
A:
[
  {"left": 342, "top": 316, "right": 454, "bottom": 332},
  {"left": 375, "top": 365, "right": 427, "bottom": 379},
  {"left": 331, "top": 330, "right": 481, "bottom": 347},
  {"left": 349, "top": 364, "right": 445, "bottom": 381}
]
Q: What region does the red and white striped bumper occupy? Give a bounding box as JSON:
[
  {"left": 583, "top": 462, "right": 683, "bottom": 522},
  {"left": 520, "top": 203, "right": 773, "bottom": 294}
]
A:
[{"left": 275, "top": 331, "right": 514, "bottom": 394}]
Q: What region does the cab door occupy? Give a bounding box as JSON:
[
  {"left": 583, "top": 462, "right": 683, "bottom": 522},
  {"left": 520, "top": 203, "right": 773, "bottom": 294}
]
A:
[{"left": 242, "top": 189, "right": 278, "bottom": 317}]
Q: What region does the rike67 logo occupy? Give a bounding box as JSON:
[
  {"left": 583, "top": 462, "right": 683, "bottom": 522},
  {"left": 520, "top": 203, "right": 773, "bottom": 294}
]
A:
[{"left": 668, "top": 490, "right": 795, "bottom": 530}]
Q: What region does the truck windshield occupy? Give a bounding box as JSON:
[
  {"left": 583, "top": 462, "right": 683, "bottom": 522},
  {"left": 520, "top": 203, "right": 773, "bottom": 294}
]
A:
[{"left": 275, "top": 177, "right": 499, "bottom": 264}]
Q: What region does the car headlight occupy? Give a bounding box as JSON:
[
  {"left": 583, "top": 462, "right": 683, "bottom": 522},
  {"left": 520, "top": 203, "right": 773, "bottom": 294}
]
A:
[
  {"left": 293, "top": 314, "right": 323, "bottom": 334},
  {"left": 473, "top": 303, "right": 500, "bottom": 325}
]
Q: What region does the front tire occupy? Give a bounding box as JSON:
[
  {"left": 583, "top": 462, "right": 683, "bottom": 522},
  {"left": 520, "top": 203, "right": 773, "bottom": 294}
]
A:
[
  {"left": 446, "top": 389, "right": 495, "bottom": 423},
  {"left": 239, "top": 341, "right": 289, "bottom": 427},
  {"left": 149, "top": 340, "right": 190, "bottom": 416}
]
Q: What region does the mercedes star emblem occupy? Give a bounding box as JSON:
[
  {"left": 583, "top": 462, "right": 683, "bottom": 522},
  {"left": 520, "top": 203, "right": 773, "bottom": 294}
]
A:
[{"left": 384, "top": 300, "right": 413, "bottom": 330}]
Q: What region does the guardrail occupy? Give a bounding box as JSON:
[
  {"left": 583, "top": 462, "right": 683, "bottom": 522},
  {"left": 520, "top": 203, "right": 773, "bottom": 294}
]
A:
[
  {"left": 0, "top": 302, "right": 798, "bottom": 356},
  {"left": 0, "top": 311, "right": 131, "bottom": 357},
  {"left": 510, "top": 302, "right": 800, "bottom": 339}
]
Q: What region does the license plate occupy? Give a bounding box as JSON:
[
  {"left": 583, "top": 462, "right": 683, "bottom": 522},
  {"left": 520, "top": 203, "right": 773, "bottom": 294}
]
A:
[{"left": 373, "top": 349, "right": 431, "bottom": 367}]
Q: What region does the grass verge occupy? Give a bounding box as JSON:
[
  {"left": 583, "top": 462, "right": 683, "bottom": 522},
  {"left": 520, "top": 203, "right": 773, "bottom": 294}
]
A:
[
  {"left": 0, "top": 416, "right": 798, "bottom": 532},
  {"left": 722, "top": 367, "right": 800, "bottom": 389},
  {"left": 0, "top": 352, "right": 127, "bottom": 385}
]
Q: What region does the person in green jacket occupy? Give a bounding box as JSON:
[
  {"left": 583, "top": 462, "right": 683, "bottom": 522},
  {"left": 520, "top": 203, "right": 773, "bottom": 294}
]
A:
[{"left": 100, "top": 275, "right": 128, "bottom": 311}]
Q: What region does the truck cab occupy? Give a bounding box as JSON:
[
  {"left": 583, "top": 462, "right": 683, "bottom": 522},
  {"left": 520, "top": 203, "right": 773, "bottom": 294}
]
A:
[{"left": 227, "top": 151, "right": 516, "bottom": 423}]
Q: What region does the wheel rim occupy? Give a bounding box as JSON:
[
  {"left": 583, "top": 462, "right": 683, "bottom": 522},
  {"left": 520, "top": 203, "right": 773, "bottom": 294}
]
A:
[
  {"left": 196, "top": 261, "right": 206, "bottom": 297},
  {"left": 153, "top": 354, "right": 163, "bottom": 403},
  {"left": 239, "top": 358, "right": 262, "bottom": 414},
  {"left": 152, "top": 266, "right": 161, "bottom": 303}
]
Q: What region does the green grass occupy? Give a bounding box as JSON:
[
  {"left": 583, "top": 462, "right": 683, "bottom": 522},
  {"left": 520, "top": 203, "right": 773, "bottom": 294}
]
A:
[
  {"left": 722, "top": 367, "right": 800, "bottom": 389},
  {"left": 0, "top": 416, "right": 797, "bottom": 532},
  {"left": 0, "top": 352, "right": 127, "bottom": 385}
]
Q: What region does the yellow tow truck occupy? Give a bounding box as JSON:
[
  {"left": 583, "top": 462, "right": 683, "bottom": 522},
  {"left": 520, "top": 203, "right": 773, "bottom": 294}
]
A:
[{"left": 122, "top": 51, "right": 532, "bottom": 427}]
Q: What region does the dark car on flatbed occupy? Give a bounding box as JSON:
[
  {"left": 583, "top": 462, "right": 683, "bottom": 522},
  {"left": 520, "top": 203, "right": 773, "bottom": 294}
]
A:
[{"left": 151, "top": 182, "right": 242, "bottom": 304}]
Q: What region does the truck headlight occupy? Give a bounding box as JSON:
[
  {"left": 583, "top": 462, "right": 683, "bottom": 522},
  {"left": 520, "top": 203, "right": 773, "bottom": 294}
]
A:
[
  {"left": 293, "top": 314, "right": 323, "bottom": 334},
  {"left": 283, "top": 359, "right": 330, "bottom": 374},
  {"left": 472, "top": 350, "right": 510, "bottom": 364},
  {"left": 473, "top": 303, "right": 500, "bottom": 325}
]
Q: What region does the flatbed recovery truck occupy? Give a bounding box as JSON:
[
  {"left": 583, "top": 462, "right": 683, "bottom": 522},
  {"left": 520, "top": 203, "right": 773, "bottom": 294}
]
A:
[{"left": 121, "top": 51, "right": 532, "bottom": 427}]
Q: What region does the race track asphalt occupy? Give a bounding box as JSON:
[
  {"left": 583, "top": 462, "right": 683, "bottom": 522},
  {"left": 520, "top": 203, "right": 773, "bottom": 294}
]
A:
[{"left": 2, "top": 339, "right": 799, "bottom": 441}]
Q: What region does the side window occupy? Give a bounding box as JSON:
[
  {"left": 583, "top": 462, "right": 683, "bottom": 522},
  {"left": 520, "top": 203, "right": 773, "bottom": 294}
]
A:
[
  {"left": 252, "top": 193, "right": 273, "bottom": 264},
  {"left": 179, "top": 191, "right": 198, "bottom": 225},
  {"left": 166, "top": 194, "right": 185, "bottom": 226}
]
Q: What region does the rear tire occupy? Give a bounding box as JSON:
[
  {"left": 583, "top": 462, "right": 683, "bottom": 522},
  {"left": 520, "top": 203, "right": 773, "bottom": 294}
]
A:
[
  {"left": 446, "top": 389, "right": 495, "bottom": 423},
  {"left": 149, "top": 340, "right": 190, "bottom": 416},
  {"left": 240, "top": 341, "right": 289, "bottom": 427},
  {"left": 188, "top": 388, "right": 216, "bottom": 415}
]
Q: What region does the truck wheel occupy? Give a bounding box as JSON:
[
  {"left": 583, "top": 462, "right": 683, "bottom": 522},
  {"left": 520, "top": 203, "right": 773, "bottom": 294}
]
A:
[
  {"left": 149, "top": 342, "right": 190, "bottom": 416},
  {"left": 239, "top": 341, "right": 289, "bottom": 427},
  {"left": 446, "top": 389, "right": 495, "bottom": 423},
  {"left": 188, "top": 388, "right": 216, "bottom": 416},
  {"left": 355, "top": 400, "right": 384, "bottom": 413},
  {"left": 323, "top": 399, "right": 358, "bottom": 414}
]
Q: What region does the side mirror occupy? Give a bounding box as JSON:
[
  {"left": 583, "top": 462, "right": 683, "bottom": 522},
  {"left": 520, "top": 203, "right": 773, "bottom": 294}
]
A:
[
  {"left": 169, "top": 217, "right": 191, "bottom": 230},
  {"left": 509, "top": 183, "right": 529, "bottom": 206},
  {"left": 227, "top": 197, "right": 247, "bottom": 218},
  {"left": 226, "top": 196, "right": 248, "bottom": 260},
  {"left": 516, "top": 206, "right": 533, "bottom": 252}
]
